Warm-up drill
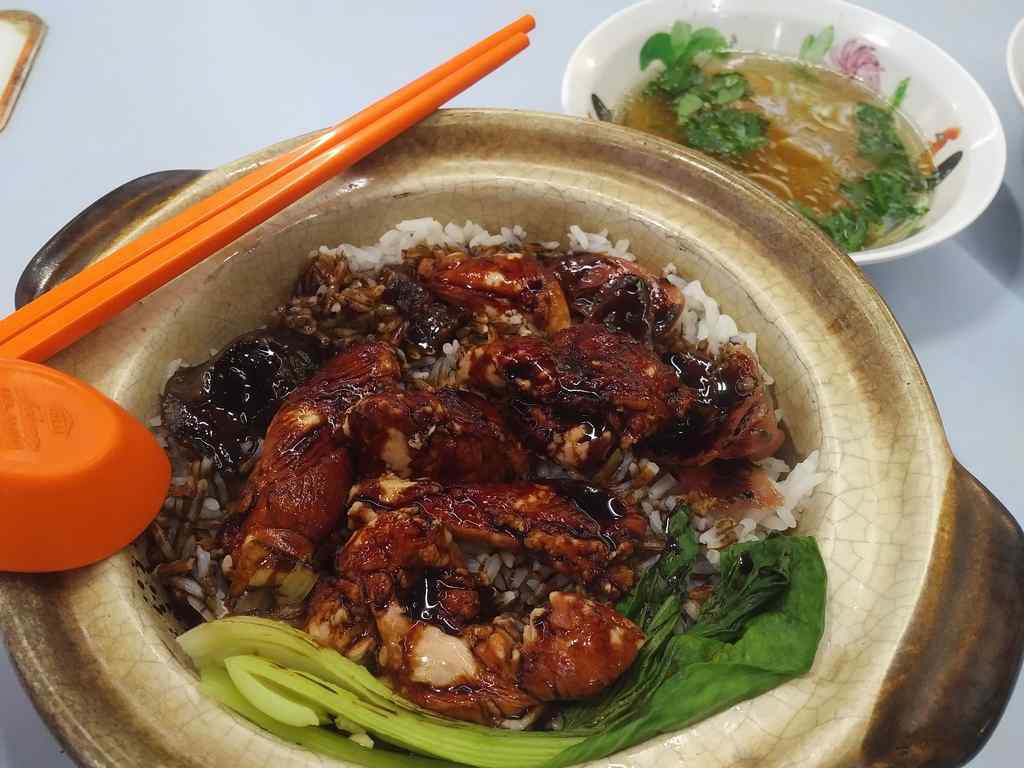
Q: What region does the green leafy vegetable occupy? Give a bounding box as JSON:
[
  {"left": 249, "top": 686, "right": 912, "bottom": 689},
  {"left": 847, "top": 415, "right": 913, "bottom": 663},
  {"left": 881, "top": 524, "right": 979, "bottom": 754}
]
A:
[
  {"left": 684, "top": 27, "right": 729, "bottom": 61},
  {"left": 639, "top": 32, "right": 674, "bottom": 71},
  {"left": 546, "top": 536, "right": 827, "bottom": 767},
  {"left": 690, "top": 543, "right": 792, "bottom": 643},
  {"left": 799, "top": 26, "right": 835, "bottom": 63},
  {"left": 684, "top": 107, "right": 768, "bottom": 156},
  {"left": 855, "top": 103, "right": 913, "bottom": 169},
  {"left": 616, "top": 505, "right": 699, "bottom": 628},
  {"left": 653, "top": 63, "right": 703, "bottom": 97},
  {"left": 560, "top": 506, "right": 700, "bottom": 731},
  {"left": 703, "top": 72, "right": 750, "bottom": 105},
  {"left": 841, "top": 169, "right": 928, "bottom": 223},
  {"left": 180, "top": 617, "right": 579, "bottom": 768},
  {"left": 673, "top": 92, "right": 705, "bottom": 123},
  {"left": 794, "top": 203, "right": 871, "bottom": 252},
  {"left": 641, "top": 24, "right": 728, "bottom": 75},
  {"left": 670, "top": 21, "right": 692, "bottom": 52},
  {"left": 890, "top": 77, "right": 910, "bottom": 109},
  {"left": 200, "top": 666, "right": 453, "bottom": 768},
  {"left": 795, "top": 97, "right": 932, "bottom": 252},
  {"left": 560, "top": 594, "right": 682, "bottom": 733}
]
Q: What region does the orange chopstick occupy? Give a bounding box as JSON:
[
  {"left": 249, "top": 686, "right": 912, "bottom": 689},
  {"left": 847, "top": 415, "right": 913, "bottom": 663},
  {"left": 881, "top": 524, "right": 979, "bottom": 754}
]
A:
[
  {"left": 0, "top": 14, "right": 535, "bottom": 353},
  {"left": 0, "top": 32, "right": 531, "bottom": 363}
]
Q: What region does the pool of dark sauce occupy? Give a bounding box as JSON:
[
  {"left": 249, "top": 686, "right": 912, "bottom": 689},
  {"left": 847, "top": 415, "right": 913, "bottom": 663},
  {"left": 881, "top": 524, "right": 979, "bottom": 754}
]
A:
[
  {"left": 161, "top": 328, "right": 325, "bottom": 471},
  {"left": 542, "top": 479, "right": 626, "bottom": 550},
  {"left": 645, "top": 350, "right": 753, "bottom": 457},
  {"left": 407, "top": 569, "right": 496, "bottom": 633}
]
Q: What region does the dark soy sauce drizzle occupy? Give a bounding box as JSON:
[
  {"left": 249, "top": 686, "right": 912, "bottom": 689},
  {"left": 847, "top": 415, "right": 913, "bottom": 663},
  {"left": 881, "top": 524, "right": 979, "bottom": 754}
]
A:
[
  {"left": 408, "top": 569, "right": 447, "bottom": 627},
  {"left": 542, "top": 479, "right": 625, "bottom": 550},
  {"left": 591, "top": 275, "right": 652, "bottom": 340},
  {"left": 650, "top": 350, "right": 753, "bottom": 456},
  {"left": 407, "top": 569, "right": 489, "bottom": 634}
]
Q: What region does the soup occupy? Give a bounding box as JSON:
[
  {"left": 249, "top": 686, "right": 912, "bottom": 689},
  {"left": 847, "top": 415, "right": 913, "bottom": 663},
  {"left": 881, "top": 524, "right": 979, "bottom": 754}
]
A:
[{"left": 619, "top": 35, "right": 938, "bottom": 252}]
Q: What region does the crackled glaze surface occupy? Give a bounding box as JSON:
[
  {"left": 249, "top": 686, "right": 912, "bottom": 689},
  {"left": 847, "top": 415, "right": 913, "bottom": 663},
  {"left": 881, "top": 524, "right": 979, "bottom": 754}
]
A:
[{"left": 0, "top": 111, "right": 966, "bottom": 767}]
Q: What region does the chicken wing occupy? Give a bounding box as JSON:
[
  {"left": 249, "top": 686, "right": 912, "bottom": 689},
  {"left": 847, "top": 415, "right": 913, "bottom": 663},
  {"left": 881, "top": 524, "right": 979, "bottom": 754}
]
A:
[
  {"left": 459, "top": 323, "right": 694, "bottom": 457},
  {"left": 348, "top": 477, "right": 647, "bottom": 595},
  {"left": 228, "top": 342, "right": 401, "bottom": 600},
  {"left": 419, "top": 249, "right": 571, "bottom": 333},
  {"left": 521, "top": 591, "right": 645, "bottom": 701},
  {"left": 344, "top": 387, "right": 530, "bottom": 483},
  {"left": 306, "top": 509, "right": 468, "bottom": 661},
  {"left": 549, "top": 252, "right": 683, "bottom": 344},
  {"left": 647, "top": 343, "right": 785, "bottom": 465},
  {"left": 307, "top": 505, "right": 645, "bottom": 726}
]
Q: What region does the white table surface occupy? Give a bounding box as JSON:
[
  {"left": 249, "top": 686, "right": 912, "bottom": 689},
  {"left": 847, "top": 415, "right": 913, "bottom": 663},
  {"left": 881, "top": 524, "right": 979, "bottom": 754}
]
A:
[{"left": 1, "top": 1, "right": 1020, "bottom": 766}]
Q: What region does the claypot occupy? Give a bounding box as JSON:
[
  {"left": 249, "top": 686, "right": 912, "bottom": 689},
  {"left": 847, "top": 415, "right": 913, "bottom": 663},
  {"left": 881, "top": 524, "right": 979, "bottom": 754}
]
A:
[{"left": 2, "top": 110, "right": 1020, "bottom": 768}]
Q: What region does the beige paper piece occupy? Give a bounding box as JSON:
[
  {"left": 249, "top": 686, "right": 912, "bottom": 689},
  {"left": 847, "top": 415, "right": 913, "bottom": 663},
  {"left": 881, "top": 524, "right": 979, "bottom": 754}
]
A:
[{"left": 0, "top": 11, "right": 45, "bottom": 132}]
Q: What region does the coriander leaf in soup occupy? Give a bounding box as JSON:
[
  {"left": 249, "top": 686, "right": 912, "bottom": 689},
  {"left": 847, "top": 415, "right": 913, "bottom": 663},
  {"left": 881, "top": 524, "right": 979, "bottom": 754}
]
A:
[
  {"left": 682, "top": 27, "right": 729, "bottom": 63},
  {"left": 816, "top": 208, "right": 871, "bottom": 252},
  {"left": 705, "top": 71, "right": 751, "bottom": 105},
  {"left": 843, "top": 170, "right": 928, "bottom": 227},
  {"left": 684, "top": 108, "right": 768, "bottom": 156},
  {"left": 546, "top": 537, "right": 827, "bottom": 768},
  {"left": 799, "top": 25, "right": 835, "bottom": 63},
  {"left": 855, "top": 103, "right": 912, "bottom": 169},
  {"left": 890, "top": 77, "right": 910, "bottom": 109},
  {"left": 669, "top": 21, "right": 692, "bottom": 56},
  {"left": 673, "top": 92, "right": 705, "bottom": 124},
  {"left": 650, "top": 61, "right": 704, "bottom": 97},
  {"left": 793, "top": 202, "right": 870, "bottom": 253},
  {"left": 640, "top": 32, "right": 675, "bottom": 70}
]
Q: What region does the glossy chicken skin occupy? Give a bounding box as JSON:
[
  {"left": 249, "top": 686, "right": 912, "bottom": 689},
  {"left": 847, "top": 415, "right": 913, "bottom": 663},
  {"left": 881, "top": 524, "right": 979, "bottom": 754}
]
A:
[
  {"left": 650, "top": 343, "right": 785, "bottom": 466},
  {"left": 306, "top": 509, "right": 645, "bottom": 725},
  {"left": 521, "top": 591, "right": 645, "bottom": 700},
  {"left": 459, "top": 324, "right": 694, "bottom": 463},
  {"left": 549, "top": 252, "right": 683, "bottom": 344},
  {"left": 377, "top": 604, "right": 541, "bottom": 724},
  {"left": 507, "top": 398, "right": 616, "bottom": 472},
  {"left": 229, "top": 342, "right": 401, "bottom": 598},
  {"left": 306, "top": 509, "right": 469, "bottom": 662},
  {"left": 348, "top": 477, "right": 648, "bottom": 595},
  {"left": 344, "top": 387, "right": 529, "bottom": 483},
  {"left": 419, "top": 249, "right": 571, "bottom": 333}
]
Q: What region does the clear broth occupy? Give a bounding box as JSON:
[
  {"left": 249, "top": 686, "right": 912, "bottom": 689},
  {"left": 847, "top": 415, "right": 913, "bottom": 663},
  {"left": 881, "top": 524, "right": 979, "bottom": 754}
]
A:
[{"left": 619, "top": 53, "right": 934, "bottom": 223}]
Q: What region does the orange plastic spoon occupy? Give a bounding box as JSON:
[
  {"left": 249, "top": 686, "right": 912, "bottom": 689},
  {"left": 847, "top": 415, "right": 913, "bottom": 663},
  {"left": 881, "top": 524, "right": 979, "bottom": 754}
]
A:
[
  {"left": 0, "top": 22, "right": 532, "bottom": 572},
  {"left": 0, "top": 360, "right": 171, "bottom": 572}
]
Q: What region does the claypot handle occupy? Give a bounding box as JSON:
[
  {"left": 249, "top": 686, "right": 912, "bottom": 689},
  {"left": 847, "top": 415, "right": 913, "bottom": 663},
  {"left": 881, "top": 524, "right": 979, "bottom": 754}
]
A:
[
  {"left": 861, "top": 462, "right": 1023, "bottom": 767},
  {"left": 15, "top": 169, "right": 206, "bottom": 307}
]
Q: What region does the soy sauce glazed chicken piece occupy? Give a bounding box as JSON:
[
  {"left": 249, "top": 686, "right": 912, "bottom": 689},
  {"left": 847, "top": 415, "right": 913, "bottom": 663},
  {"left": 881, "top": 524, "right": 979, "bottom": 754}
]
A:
[
  {"left": 548, "top": 251, "right": 684, "bottom": 344},
  {"left": 344, "top": 387, "right": 529, "bottom": 483},
  {"left": 458, "top": 323, "right": 694, "bottom": 471},
  {"left": 227, "top": 342, "right": 401, "bottom": 602},
  {"left": 417, "top": 246, "right": 571, "bottom": 333},
  {"left": 348, "top": 477, "right": 648, "bottom": 596},
  {"left": 306, "top": 508, "right": 645, "bottom": 725},
  {"left": 648, "top": 341, "right": 785, "bottom": 466}
]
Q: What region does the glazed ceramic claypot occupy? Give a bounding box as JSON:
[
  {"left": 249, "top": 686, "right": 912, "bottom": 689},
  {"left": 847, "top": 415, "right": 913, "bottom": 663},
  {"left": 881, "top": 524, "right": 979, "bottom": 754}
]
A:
[{"left": 1, "top": 110, "right": 1021, "bottom": 768}]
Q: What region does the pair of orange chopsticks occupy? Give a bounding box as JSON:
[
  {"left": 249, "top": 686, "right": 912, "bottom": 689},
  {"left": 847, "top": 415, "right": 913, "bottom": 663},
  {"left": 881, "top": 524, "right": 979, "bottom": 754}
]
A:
[{"left": 0, "top": 16, "right": 534, "bottom": 363}]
